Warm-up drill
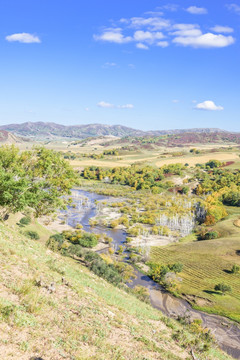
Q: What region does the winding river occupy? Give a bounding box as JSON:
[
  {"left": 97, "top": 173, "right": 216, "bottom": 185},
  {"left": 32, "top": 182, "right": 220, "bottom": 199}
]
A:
[{"left": 61, "top": 190, "right": 240, "bottom": 359}]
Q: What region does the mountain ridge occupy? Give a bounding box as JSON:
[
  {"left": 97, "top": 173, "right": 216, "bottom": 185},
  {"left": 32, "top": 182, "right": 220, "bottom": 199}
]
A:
[{"left": 0, "top": 121, "right": 230, "bottom": 139}]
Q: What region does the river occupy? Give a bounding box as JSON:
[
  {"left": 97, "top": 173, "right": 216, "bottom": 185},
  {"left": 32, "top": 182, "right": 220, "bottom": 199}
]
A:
[{"left": 61, "top": 189, "right": 240, "bottom": 359}]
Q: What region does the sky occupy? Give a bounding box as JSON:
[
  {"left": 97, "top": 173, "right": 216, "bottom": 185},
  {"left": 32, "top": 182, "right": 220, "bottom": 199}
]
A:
[{"left": 0, "top": 0, "right": 239, "bottom": 131}]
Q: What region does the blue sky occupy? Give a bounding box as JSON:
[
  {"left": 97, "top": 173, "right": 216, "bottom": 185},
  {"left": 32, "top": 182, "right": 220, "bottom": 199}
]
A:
[{"left": 0, "top": 0, "right": 239, "bottom": 131}]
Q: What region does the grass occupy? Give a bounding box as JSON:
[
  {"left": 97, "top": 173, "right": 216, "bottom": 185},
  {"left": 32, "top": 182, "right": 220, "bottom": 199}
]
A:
[
  {"left": 0, "top": 221, "right": 233, "bottom": 359},
  {"left": 69, "top": 151, "right": 240, "bottom": 169},
  {"left": 150, "top": 209, "right": 240, "bottom": 322}
]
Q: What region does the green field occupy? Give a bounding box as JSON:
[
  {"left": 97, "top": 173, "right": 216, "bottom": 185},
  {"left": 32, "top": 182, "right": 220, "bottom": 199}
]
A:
[{"left": 150, "top": 209, "right": 240, "bottom": 322}]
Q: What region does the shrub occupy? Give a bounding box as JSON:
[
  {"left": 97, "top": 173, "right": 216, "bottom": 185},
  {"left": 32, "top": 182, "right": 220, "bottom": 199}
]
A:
[
  {"left": 47, "top": 233, "right": 65, "bottom": 251},
  {"left": 198, "top": 230, "right": 219, "bottom": 241},
  {"left": 19, "top": 216, "right": 31, "bottom": 226},
  {"left": 181, "top": 186, "right": 189, "bottom": 195},
  {"left": 24, "top": 231, "right": 40, "bottom": 240},
  {"left": 83, "top": 251, "right": 122, "bottom": 285},
  {"left": 169, "top": 263, "right": 183, "bottom": 273},
  {"left": 204, "top": 231, "right": 219, "bottom": 240},
  {"left": 77, "top": 233, "right": 98, "bottom": 248},
  {"left": 67, "top": 244, "right": 86, "bottom": 258}
]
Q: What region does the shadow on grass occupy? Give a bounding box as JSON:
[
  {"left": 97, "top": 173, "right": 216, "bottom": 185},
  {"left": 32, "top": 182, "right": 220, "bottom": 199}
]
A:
[
  {"left": 223, "top": 269, "right": 232, "bottom": 274},
  {"left": 203, "top": 290, "right": 220, "bottom": 295}
]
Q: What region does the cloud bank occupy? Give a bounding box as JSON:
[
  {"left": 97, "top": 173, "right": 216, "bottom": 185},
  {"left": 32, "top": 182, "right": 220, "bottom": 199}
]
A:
[{"left": 94, "top": 8, "right": 235, "bottom": 50}]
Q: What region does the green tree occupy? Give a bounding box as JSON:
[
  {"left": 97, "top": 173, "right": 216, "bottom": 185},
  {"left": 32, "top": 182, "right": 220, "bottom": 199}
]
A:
[
  {"left": 214, "top": 283, "right": 232, "bottom": 295},
  {"left": 0, "top": 145, "right": 76, "bottom": 219},
  {"left": 231, "top": 264, "right": 240, "bottom": 274}
]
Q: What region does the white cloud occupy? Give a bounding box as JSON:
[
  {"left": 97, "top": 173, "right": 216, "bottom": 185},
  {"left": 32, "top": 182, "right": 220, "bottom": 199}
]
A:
[
  {"left": 136, "top": 43, "right": 149, "bottom": 50},
  {"left": 128, "top": 17, "right": 170, "bottom": 30},
  {"left": 195, "top": 100, "right": 224, "bottom": 111},
  {"left": 156, "top": 41, "right": 169, "bottom": 47},
  {"left": 144, "top": 10, "right": 164, "bottom": 17},
  {"left": 172, "top": 99, "right": 180, "bottom": 103},
  {"left": 173, "top": 24, "right": 199, "bottom": 30},
  {"left": 161, "top": 4, "right": 179, "bottom": 12},
  {"left": 173, "top": 33, "right": 235, "bottom": 48},
  {"left": 94, "top": 10, "right": 235, "bottom": 51},
  {"left": 97, "top": 101, "right": 115, "bottom": 108},
  {"left": 134, "top": 30, "right": 164, "bottom": 43},
  {"left": 172, "top": 28, "right": 202, "bottom": 37},
  {"left": 85, "top": 108, "right": 90, "bottom": 111},
  {"left": 186, "top": 6, "right": 208, "bottom": 15},
  {"left": 5, "top": 33, "right": 41, "bottom": 43},
  {"left": 118, "top": 104, "right": 134, "bottom": 109},
  {"left": 97, "top": 101, "right": 134, "bottom": 109},
  {"left": 102, "top": 62, "right": 117, "bottom": 68},
  {"left": 93, "top": 28, "right": 132, "bottom": 44},
  {"left": 226, "top": 3, "right": 240, "bottom": 15},
  {"left": 210, "top": 25, "right": 234, "bottom": 34}
]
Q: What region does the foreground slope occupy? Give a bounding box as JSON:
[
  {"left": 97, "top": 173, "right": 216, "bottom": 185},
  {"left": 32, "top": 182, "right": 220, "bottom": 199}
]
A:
[{"left": 0, "top": 223, "right": 232, "bottom": 360}]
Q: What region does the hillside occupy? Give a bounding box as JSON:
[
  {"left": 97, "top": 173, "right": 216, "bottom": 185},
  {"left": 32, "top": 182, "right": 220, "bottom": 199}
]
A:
[
  {"left": 0, "top": 221, "right": 232, "bottom": 360},
  {"left": 0, "top": 122, "right": 229, "bottom": 140},
  {"left": 0, "top": 130, "right": 22, "bottom": 144}
]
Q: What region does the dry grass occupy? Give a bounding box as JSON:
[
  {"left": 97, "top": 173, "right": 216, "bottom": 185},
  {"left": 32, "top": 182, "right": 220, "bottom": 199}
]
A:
[{"left": 155, "top": 152, "right": 239, "bottom": 167}]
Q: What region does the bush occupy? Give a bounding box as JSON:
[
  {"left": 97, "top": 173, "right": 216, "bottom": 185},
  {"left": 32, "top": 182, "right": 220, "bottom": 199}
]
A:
[
  {"left": 67, "top": 244, "right": 86, "bottom": 258},
  {"left": 205, "top": 231, "right": 219, "bottom": 240},
  {"left": 83, "top": 251, "right": 122, "bottom": 285},
  {"left": 19, "top": 216, "right": 31, "bottom": 226},
  {"left": 231, "top": 264, "right": 240, "bottom": 274},
  {"left": 198, "top": 230, "right": 219, "bottom": 241},
  {"left": 181, "top": 186, "right": 189, "bottom": 195},
  {"left": 77, "top": 233, "right": 98, "bottom": 248},
  {"left": 24, "top": 230, "right": 40, "bottom": 240}
]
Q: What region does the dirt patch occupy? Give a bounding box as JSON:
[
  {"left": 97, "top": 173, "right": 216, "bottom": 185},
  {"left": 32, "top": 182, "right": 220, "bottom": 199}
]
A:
[
  {"left": 38, "top": 216, "right": 72, "bottom": 232},
  {"left": 183, "top": 294, "right": 213, "bottom": 307},
  {"left": 233, "top": 218, "right": 240, "bottom": 228},
  {"left": 130, "top": 235, "right": 177, "bottom": 247}
]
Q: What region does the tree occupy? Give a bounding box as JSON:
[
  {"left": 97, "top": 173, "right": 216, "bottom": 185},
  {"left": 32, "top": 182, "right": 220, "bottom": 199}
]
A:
[
  {"left": 231, "top": 264, "right": 240, "bottom": 274},
  {"left": 214, "top": 283, "right": 232, "bottom": 295},
  {"left": 0, "top": 145, "right": 76, "bottom": 219}
]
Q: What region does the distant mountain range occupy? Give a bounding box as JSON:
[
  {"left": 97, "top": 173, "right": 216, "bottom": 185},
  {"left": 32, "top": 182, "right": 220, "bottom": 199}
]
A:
[{"left": 0, "top": 122, "right": 229, "bottom": 140}]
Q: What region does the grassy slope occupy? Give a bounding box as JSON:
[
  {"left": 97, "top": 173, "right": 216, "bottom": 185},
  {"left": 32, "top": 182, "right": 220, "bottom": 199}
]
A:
[
  {"left": 151, "top": 209, "right": 240, "bottom": 322},
  {"left": 0, "top": 223, "right": 232, "bottom": 360}
]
